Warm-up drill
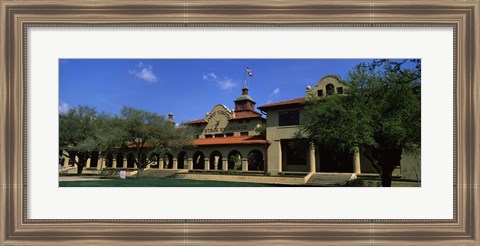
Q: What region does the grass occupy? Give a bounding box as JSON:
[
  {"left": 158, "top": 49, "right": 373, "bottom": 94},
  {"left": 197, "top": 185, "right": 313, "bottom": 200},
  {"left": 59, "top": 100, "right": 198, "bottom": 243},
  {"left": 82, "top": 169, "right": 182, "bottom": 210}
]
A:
[
  {"left": 348, "top": 176, "right": 421, "bottom": 187},
  {"left": 59, "top": 177, "right": 274, "bottom": 187}
]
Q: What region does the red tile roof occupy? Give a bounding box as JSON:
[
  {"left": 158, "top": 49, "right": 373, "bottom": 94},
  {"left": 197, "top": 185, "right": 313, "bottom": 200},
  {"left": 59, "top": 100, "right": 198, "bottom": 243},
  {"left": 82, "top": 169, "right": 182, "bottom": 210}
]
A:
[
  {"left": 257, "top": 97, "right": 305, "bottom": 110},
  {"left": 183, "top": 119, "right": 207, "bottom": 125},
  {"left": 191, "top": 135, "right": 268, "bottom": 146},
  {"left": 229, "top": 110, "right": 264, "bottom": 121}
]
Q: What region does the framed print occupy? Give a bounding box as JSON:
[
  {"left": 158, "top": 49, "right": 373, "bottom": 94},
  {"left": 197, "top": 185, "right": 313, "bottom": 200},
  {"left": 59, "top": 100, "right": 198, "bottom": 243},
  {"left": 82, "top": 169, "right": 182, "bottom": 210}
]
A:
[{"left": 1, "top": 0, "right": 479, "bottom": 245}]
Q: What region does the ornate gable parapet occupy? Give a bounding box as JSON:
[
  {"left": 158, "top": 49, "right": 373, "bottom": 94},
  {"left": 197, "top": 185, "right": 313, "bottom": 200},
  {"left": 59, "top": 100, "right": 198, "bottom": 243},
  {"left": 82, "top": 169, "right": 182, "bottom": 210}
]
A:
[
  {"left": 204, "top": 104, "right": 235, "bottom": 122},
  {"left": 305, "top": 74, "right": 347, "bottom": 98}
]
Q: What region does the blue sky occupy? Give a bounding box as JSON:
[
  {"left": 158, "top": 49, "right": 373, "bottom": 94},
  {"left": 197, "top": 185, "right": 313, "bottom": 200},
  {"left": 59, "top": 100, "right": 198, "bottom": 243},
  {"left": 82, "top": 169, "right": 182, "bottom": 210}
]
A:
[{"left": 59, "top": 59, "right": 411, "bottom": 123}]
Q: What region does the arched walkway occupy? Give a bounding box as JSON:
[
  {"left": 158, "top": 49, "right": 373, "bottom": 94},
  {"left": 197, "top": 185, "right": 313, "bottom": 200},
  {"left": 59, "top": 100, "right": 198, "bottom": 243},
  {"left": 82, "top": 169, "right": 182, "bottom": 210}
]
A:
[
  {"left": 248, "top": 149, "right": 264, "bottom": 171},
  {"left": 227, "top": 150, "right": 242, "bottom": 170},
  {"left": 164, "top": 153, "right": 174, "bottom": 169},
  {"left": 178, "top": 151, "right": 187, "bottom": 169},
  {"left": 115, "top": 153, "right": 124, "bottom": 168},
  {"left": 209, "top": 151, "right": 222, "bottom": 170},
  {"left": 127, "top": 153, "right": 135, "bottom": 168},
  {"left": 105, "top": 153, "right": 113, "bottom": 168},
  {"left": 193, "top": 151, "right": 205, "bottom": 170},
  {"left": 89, "top": 152, "right": 98, "bottom": 168},
  {"left": 149, "top": 154, "right": 160, "bottom": 169}
]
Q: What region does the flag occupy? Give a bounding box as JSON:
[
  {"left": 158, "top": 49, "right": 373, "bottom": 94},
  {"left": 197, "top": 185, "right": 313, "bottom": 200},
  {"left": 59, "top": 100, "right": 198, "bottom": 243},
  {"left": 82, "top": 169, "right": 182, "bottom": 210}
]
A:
[{"left": 246, "top": 67, "right": 253, "bottom": 77}]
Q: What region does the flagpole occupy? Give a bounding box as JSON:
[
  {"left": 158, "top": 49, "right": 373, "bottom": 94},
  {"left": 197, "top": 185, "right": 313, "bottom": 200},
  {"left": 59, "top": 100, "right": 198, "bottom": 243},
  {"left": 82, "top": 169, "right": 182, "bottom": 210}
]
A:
[{"left": 244, "top": 67, "right": 247, "bottom": 86}]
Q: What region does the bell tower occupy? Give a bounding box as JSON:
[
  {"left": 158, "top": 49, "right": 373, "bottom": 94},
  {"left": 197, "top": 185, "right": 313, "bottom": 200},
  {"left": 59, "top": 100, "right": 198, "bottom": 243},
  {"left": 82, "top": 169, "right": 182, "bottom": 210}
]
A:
[{"left": 234, "top": 85, "right": 256, "bottom": 112}]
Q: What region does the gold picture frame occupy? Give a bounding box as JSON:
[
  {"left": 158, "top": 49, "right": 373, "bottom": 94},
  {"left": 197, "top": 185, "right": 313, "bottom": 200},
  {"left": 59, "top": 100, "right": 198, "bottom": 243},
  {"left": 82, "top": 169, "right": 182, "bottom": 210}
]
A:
[{"left": 1, "top": 0, "right": 479, "bottom": 244}]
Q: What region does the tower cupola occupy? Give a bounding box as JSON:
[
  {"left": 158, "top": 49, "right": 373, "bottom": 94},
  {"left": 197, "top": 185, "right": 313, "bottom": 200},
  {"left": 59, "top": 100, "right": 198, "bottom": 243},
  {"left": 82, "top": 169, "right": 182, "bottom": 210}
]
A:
[{"left": 234, "top": 85, "right": 256, "bottom": 112}]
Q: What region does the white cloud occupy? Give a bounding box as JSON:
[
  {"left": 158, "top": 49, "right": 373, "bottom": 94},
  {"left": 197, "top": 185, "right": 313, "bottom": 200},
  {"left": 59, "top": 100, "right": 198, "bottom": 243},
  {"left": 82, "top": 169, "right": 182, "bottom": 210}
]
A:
[
  {"left": 129, "top": 63, "right": 157, "bottom": 83},
  {"left": 272, "top": 88, "right": 280, "bottom": 95},
  {"left": 59, "top": 101, "right": 70, "bottom": 114},
  {"left": 203, "top": 72, "right": 217, "bottom": 81},
  {"left": 203, "top": 71, "right": 238, "bottom": 90},
  {"left": 217, "top": 78, "right": 239, "bottom": 90}
]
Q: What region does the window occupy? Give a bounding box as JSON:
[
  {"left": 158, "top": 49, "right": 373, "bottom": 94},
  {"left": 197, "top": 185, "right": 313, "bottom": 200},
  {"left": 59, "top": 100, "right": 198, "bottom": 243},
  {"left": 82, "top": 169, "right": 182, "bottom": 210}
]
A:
[
  {"left": 246, "top": 119, "right": 250, "bottom": 123},
  {"left": 238, "top": 105, "right": 243, "bottom": 110},
  {"left": 317, "top": 89, "right": 323, "bottom": 97},
  {"left": 226, "top": 133, "right": 234, "bottom": 137},
  {"left": 281, "top": 139, "right": 308, "bottom": 166},
  {"left": 279, "top": 110, "right": 300, "bottom": 126},
  {"left": 337, "top": 87, "right": 343, "bottom": 94},
  {"left": 240, "top": 132, "right": 249, "bottom": 136},
  {"left": 326, "top": 84, "right": 334, "bottom": 95},
  {"left": 205, "top": 134, "right": 213, "bottom": 138},
  {"left": 214, "top": 134, "right": 224, "bottom": 138},
  {"left": 238, "top": 120, "right": 243, "bottom": 124}
]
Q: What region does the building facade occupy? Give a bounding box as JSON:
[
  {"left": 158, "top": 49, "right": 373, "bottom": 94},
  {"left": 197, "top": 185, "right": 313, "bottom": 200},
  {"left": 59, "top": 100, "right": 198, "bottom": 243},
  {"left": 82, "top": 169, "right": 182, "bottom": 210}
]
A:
[{"left": 60, "top": 75, "right": 420, "bottom": 180}]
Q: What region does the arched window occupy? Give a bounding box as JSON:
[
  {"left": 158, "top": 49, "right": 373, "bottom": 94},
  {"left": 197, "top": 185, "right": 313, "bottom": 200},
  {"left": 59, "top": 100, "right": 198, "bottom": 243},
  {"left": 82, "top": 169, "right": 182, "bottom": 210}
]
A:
[{"left": 326, "top": 84, "right": 334, "bottom": 96}]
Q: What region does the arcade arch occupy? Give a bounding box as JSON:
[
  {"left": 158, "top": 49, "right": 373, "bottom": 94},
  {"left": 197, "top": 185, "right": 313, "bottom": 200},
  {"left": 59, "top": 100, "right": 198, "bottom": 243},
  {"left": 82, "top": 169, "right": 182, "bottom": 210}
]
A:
[{"left": 193, "top": 151, "right": 205, "bottom": 170}]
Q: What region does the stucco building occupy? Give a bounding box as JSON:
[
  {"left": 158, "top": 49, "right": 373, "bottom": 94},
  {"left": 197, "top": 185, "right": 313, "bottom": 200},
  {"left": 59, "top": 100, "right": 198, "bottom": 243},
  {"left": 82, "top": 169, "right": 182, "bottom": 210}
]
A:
[{"left": 60, "top": 75, "right": 420, "bottom": 180}]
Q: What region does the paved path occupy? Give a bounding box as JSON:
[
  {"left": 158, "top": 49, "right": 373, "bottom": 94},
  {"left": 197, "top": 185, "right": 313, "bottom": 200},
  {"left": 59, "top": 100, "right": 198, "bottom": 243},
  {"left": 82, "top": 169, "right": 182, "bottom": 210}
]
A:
[
  {"left": 59, "top": 176, "right": 105, "bottom": 181},
  {"left": 306, "top": 173, "right": 354, "bottom": 186}
]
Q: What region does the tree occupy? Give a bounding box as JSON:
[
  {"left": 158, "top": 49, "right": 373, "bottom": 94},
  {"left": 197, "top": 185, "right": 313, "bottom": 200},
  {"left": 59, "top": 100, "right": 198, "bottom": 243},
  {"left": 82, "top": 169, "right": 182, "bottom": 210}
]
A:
[
  {"left": 59, "top": 106, "right": 104, "bottom": 175},
  {"left": 107, "top": 106, "right": 194, "bottom": 177},
  {"left": 299, "top": 60, "right": 421, "bottom": 187}
]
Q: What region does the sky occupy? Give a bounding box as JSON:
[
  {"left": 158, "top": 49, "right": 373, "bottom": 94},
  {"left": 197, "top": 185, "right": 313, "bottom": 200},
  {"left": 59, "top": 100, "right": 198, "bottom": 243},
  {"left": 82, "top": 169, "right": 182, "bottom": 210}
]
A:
[{"left": 59, "top": 59, "right": 413, "bottom": 123}]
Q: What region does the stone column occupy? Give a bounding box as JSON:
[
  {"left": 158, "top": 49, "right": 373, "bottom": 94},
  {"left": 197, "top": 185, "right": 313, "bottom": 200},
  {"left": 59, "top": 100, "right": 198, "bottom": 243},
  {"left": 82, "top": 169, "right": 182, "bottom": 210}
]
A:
[
  {"left": 86, "top": 158, "right": 91, "bottom": 168},
  {"left": 159, "top": 159, "right": 164, "bottom": 170},
  {"left": 353, "top": 147, "right": 361, "bottom": 174},
  {"left": 214, "top": 156, "right": 219, "bottom": 170},
  {"left": 97, "top": 158, "right": 104, "bottom": 170},
  {"left": 123, "top": 158, "right": 127, "bottom": 168},
  {"left": 222, "top": 158, "right": 228, "bottom": 171},
  {"left": 204, "top": 158, "right": 210, "bottom": 170},
  {"left": 63, "top": 157, "right": 70, "bottom": 168},
  {"left": 309, "top": 143, "right": 316, "bottom": 173},
  {"left": 173, "top": 158, "right": 178, "bottom": 170},
  {"left": 241, "top": 158, "right": 248, "bottom": 172},
  {"left": 112, "top": 158, "right": 117, "bottom": 168},
  {"left": 276, "top": 140, "right": 282, "bottom": 174},
  {"left": 187, "top": 158, "right": 193, "bottom": 170}
]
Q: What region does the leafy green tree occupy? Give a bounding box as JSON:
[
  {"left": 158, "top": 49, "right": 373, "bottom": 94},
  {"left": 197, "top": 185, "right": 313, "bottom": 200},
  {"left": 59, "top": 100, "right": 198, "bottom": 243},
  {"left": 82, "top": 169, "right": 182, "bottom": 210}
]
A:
[
  {"left": 299, "top": 60, "right": 421, "bottom": 187},
  {"left": 255, "top": 123, "right": 266, "bottom": 136},
  {"left": 59, "top": 106, "right": 104, "bottom": 175},
  {"left": 106, "top": 106, "right": 194, "bottom": 177}
]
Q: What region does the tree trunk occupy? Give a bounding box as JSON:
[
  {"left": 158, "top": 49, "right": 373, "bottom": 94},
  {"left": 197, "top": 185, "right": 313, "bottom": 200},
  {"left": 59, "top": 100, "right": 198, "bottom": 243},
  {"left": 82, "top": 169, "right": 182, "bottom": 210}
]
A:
[
  {"left": 381, "top": 167, "right": 392, "bottom": 187},
  {"left": 379, "top": 148, "right": 402, "bottom": 187},
  {"left": 137, "top": 167, "right": 144, "bottom": 177},
  {"left": 77, "top": 164, "right": 85, "bottom": 176}
]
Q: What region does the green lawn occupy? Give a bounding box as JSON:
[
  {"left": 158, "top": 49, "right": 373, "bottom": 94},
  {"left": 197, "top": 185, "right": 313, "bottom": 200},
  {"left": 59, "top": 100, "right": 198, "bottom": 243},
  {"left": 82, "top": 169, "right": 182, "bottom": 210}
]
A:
[
  {"left": 59, "top": 177, "right": 274, "bottom": 187},
  {"left": 349, "top": 176, "right": 421, "bottom": 187}
]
